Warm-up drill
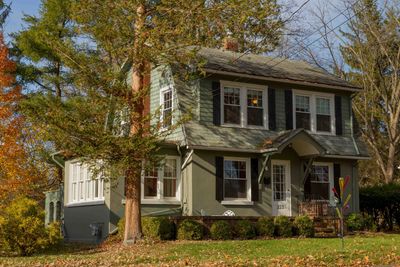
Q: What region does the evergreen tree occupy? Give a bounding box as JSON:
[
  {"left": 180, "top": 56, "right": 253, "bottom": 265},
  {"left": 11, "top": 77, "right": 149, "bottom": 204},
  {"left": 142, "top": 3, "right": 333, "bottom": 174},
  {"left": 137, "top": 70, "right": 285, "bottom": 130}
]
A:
[{"left": 20, "top": 0, "right": 284, "bottom": 244}]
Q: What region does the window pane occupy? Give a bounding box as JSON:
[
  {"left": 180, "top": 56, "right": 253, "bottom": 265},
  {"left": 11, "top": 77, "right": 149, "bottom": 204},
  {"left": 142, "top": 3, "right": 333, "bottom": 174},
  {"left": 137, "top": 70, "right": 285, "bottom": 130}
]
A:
[
  {"left": 224, "top": 87, "right": 240, "bottom": 105},
  {"left": 163, "top": 159, "right": 177, "bottom": 198},
  {"left": 163, "top": 108, "right": 172, "bottom": 128},
  {"left": 296, "top": 112, "right": 311, "bottom": 130},
  {"left": 317, "top": 114, "right": 331, "bottom": 132},
  {"left": 316, "top": 98, "right": 330, "bottom": 115},
  {"left": 163, "top": 179, "right": 176, "bottom": 197},
  {"left": 247, "top": 90, "right": 262, "bottom": 107},
  {"left": 247, "top": 107, "right": 263, "bottom": 126},
  {"left": 224, "top": 179, "right": 247, "bottom": 198},
  {"left": 311, "top": 166, "right": 329, "bottom": 182},
  {"left": 224, "top": 105, "right": 240, "bottom": 124},
  {"left": 144, "top": 177, "right": 158, "bottom": 197},
  {"left": 295, "top": 95, "right": 310, "bottom": 112},
  {"left": 310, "top": 183, "right": 329, "bottom": 200}
]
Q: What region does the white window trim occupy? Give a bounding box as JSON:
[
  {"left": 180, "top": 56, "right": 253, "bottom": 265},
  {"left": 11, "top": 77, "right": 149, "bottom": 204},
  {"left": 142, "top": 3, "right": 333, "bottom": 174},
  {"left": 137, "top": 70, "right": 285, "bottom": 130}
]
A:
[
  {"left": 293, "top": 89, "right": 336, "bottom": 135},
  {"left": 220, "top": 81, "right": 268, "bottom": 129},
  {"left": 67, "top": 161, "right": 105, "bottom": 206},
  {"left": 160, "top": 86, "right": 174, "bottom": 130},
  {"left": 311, "top": 162, "right": 334, "bottom": 205},
  {"left": 141, "top": 156, "right": 181, "bottom": 204},
  {"left": 221, "top": 157, "right": 252, "bottom": 205}
]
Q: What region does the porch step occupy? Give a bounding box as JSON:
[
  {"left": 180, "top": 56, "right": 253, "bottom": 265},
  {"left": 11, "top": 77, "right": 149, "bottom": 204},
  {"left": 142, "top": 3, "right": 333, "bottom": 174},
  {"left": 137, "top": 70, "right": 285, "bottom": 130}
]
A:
[{"left": 314, "top": 227, "right": 336, "bottom": 238}]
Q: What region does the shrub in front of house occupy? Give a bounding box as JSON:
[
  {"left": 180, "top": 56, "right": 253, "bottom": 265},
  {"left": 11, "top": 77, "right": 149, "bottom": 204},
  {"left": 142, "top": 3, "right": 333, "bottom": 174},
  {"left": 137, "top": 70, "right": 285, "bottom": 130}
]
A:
[
  {"left": 142, "top": 217, "right": 175, "bottom": 240},
  {"left": 294, "top": 215, "right": 314, "bottom": 237},
  {"left": 346, "top": 213, "right": 376, "bottom": 232},
  {"left": 177, "top": 219, "right": 203, "bottom": 240},
  {"left": 210, "top": 220, "right": 233, "bottom": 240},
  {"left": 234, "top": 219, "right": 256, "bottom": 239},
  {"left": 256, "top": 217, "right": 275, "bottom": 237},
  {"left": 0, "top": 197, "right": 62, "bottom": 256},
  {"left": 274, "top": 216, "right": 293, "bottom": 237},
  {"left": 118, "top": 217, "right": 175, "bottom": 240}
]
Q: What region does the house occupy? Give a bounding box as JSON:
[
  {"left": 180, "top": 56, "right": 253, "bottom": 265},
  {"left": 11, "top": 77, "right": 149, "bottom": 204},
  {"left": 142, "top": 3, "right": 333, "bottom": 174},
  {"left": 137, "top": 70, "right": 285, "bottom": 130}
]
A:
[{"left": 55, "top": 45, "right": 369, "bottom": 243}]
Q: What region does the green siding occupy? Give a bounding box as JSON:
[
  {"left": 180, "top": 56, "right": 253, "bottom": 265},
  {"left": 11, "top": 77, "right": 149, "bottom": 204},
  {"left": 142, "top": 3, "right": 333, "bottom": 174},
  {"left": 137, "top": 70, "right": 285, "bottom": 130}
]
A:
[
  {"left": 199, "top": 79, "right": 213, "bottom": 124},
  {"left": 149, "top": 65, "right": 184, "bottom": 142},
  {"left": 186, "top": 149, "right": 359, "bottom": 216}
]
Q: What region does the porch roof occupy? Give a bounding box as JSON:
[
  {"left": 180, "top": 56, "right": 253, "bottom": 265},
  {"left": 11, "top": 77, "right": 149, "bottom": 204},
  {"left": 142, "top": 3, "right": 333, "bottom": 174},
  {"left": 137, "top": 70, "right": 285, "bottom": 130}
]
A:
[{"left": 260, "top": 129, "right": 325, "bottom": 157}]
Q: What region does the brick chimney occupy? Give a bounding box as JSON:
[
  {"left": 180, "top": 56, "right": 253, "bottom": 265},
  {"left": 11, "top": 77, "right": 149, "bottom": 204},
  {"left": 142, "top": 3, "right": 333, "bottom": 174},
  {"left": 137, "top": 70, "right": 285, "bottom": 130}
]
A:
[{"left": 222, "top": 36, "right": 239, "bottom": 52}]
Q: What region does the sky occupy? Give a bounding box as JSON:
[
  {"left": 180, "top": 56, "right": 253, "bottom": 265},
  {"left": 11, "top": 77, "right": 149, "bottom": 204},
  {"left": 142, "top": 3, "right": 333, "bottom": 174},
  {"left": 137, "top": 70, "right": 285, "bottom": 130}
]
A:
[{"left": 3, "top": 0, "right": 40, "bottom": 39}]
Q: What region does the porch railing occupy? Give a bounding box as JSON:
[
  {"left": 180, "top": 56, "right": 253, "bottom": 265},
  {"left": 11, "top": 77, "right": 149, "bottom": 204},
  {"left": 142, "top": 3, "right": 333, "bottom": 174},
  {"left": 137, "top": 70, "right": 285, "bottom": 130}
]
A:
[{"left": 299, "top": 200, "right": 334, "bottom": 217}]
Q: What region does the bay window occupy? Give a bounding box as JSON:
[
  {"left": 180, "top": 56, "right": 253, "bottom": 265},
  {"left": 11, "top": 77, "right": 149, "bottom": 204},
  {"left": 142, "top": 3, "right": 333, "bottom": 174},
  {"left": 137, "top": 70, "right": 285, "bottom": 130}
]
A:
[
  {"left": 221, "top": 81, "right": 267, "bottom": 128},
  {"left": 142, "top": 156, "right": 180, "bottom": 203},
  {"left": 293, "top": 90, "right": 335, "bottom": 134},
  {"left": 68, "top": 162, "right": 104, "bottom": 205}
]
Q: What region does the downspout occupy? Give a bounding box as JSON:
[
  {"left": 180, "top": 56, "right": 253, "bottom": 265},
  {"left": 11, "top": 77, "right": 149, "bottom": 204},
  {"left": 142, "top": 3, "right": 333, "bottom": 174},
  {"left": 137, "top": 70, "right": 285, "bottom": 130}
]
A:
[{"left": 50, "top": 151, "right": 65, "bottom": 169}]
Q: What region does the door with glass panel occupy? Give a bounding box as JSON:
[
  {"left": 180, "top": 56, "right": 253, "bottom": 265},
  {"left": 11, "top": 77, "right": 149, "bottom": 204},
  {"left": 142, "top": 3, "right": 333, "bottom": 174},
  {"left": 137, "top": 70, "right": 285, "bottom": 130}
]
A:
[{"left": 271, "top": 160, "right": 291, "bottom": 216}]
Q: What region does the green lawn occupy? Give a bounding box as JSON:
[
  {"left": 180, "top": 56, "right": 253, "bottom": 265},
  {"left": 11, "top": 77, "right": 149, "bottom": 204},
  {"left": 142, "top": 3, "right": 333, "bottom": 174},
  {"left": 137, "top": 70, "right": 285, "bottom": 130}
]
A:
[{"left": 1, "top": 233, "right": 399, "bottom": 266}]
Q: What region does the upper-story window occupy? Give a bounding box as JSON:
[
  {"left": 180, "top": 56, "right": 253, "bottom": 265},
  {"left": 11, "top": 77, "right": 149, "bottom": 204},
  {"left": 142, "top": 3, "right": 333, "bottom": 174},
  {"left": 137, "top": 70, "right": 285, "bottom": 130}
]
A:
[
  {"left": 161, "top": 87, "right": 173, "bottom": 128},
  {"left": 293, "top": 90, "right": 335, "bottom": 134},
  {"left": 221, "top": 81, "right": 267, "bottom": 128}
]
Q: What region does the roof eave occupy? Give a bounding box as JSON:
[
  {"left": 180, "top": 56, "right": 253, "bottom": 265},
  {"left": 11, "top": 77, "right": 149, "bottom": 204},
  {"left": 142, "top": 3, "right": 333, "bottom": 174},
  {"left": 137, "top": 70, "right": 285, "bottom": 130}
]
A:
[{"left": 204, "top": 68, "right": 362, "bottom": 92}]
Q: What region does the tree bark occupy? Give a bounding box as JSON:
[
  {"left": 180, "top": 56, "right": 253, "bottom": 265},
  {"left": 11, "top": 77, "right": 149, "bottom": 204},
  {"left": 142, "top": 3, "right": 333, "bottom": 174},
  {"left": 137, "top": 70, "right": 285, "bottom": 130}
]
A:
[{"left": 123, "top": 3, "right": 146, "bottom": 245}]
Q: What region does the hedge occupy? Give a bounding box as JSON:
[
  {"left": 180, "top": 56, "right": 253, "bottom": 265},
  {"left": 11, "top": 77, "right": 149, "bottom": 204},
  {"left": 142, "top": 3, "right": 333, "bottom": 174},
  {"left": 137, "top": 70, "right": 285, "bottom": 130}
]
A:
[{"left": 360, "top": 183, "right": 400, "bottom": 230}]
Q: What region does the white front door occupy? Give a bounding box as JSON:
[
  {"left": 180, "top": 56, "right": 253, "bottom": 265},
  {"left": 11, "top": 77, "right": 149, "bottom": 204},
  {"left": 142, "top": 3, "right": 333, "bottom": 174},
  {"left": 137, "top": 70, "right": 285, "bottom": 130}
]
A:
[{"left": 271, "top": 160, "right": 291, "bottom": 216}]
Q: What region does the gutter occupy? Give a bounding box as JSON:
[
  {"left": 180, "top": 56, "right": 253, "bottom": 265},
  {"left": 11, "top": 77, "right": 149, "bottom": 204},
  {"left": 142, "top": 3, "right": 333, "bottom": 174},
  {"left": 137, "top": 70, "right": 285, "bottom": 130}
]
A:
[
  {"left": 205, "top": 68, "right": 362, "bottom": 92},
  {"left": 50, "top": 151, "right": 65, "bottom": 169}
]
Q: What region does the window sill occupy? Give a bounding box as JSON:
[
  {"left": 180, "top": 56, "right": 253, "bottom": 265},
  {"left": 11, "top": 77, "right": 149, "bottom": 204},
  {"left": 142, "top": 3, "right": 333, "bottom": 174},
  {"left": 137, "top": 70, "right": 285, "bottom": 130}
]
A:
[
  {"left": 220, "top": 124, "right": 268, "bottom": 130},
  {"left": 221, "top": 200, "right": 254, "bottom": 206},
  {"left": 65, "top": 200, "right": 105, "bottom": 207},
  {"left": 121, "top": 199, "right": 181, "bottom": 205}
]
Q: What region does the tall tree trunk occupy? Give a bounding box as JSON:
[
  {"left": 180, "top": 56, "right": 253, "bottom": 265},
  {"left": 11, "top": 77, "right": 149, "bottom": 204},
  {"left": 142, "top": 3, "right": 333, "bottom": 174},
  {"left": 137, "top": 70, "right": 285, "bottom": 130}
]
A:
[{"left": 124, "top": 3, "right": 146, "bottom": 245}]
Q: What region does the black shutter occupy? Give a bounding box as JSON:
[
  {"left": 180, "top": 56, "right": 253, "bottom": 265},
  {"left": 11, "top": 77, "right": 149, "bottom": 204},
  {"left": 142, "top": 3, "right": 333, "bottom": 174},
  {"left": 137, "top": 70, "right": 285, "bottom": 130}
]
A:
[
  {"left": 251, "top": 158, "right": 259, "bottom": 202},
  {"left": 285, "top": 89, "right": 293, "bottom": 130},
  {"left": 212, "top": 81, "right": 221, "bottom": 125},
  {"left": 333, "top": 163, "right": 341, "bottom": 193},
  {"left": 335, "top": 95, "right": 342, "bottom": 135},
  {"left": 268, "top": 88, "right": 276, "bottom": 130},
  {"left": 215, "top": 156, "right": 224, "bottom": 201}
]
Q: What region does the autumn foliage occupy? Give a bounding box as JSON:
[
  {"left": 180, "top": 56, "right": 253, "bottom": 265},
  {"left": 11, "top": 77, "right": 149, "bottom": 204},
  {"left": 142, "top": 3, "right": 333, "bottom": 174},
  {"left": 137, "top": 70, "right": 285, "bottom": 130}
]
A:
[{"left": 0, "top": 33, "right": 45, "bottom": 206}]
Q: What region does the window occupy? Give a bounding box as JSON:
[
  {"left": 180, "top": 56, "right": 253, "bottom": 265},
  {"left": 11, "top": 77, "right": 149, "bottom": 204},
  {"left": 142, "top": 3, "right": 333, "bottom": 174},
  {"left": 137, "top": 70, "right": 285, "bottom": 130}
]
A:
[
  {"left": 316, "top": 97, "right": 331, "bottom": 132},
  {"left": 247, "top": 90, "right": 263, "bottom": 126},
  {"left": 161, "top": 87, "right": 173, "bottom": 128},
  {"left": 221, "top": 81, "right": 267, "bottom": 128},
  {"left": 293, "top": 90, "right": 335, "bottom": 134},
  {"left": 68, "top": 162, "right": 104, "bottom": 205},
  {"left": 223, "top": 87, "right": 241, "bottom": 124},
  {"left": 295, "top": 95, "right": 311, "bottom": 130},
  {"left": 307, "top": 163, "right": 333, "bottom": 202},
  {"left": 272, "top": 164, "right": 286, "bottom": 201},
  {"left": 142, "top": 156, "right": 180, "bottom": 202},
  {"left": 223, "top": 158, "right": 250, "bottom": 200}
]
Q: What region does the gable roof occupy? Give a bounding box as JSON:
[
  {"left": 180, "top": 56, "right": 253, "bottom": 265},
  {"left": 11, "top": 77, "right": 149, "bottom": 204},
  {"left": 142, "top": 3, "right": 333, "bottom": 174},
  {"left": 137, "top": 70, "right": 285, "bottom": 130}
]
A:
[{"left": 197, "top": 47, "right": 360, "bottom": 92}]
